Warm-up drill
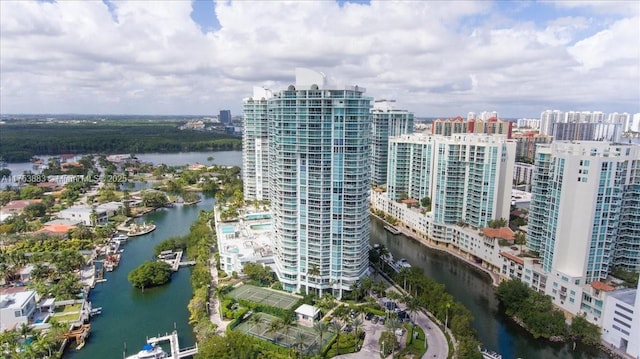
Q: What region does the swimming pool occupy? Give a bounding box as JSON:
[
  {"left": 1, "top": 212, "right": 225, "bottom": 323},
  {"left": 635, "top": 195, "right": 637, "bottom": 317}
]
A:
[
  {"left": 220, "top": 225, "right": 236, "bottom": 234},
  {"left": 250, "top": 224, "right": 272, "bottom": 231},
  {"left": 245, "top": 213, "right": 271, "bottom": 221}
]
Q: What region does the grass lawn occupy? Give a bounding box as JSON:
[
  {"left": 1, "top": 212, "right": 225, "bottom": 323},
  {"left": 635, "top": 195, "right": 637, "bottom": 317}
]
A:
[
  {"left": 401, "top": 322, "right": 427, "bottom": 357},
  {"left": 54, "top": 303, "right": 82, "bottom": 313},
  {"left": 52, "top": 312, "right": 81, "bottom": 322}
]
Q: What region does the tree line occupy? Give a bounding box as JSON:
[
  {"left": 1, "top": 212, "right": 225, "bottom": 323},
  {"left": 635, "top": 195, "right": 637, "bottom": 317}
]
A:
[{"left": 0, "top": 122, "right": 241, "bottom": 162}]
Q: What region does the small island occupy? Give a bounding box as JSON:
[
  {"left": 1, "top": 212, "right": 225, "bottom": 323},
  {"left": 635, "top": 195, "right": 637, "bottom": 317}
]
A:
[{"left": 128, "top": 261, "right": 173, "bottom": 290}]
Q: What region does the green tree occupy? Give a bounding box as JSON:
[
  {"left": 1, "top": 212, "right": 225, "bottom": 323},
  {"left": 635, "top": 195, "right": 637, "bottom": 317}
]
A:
[
  {"left": 141, "top": 191, "right": 169, "bottom": 208},
  {"left": 127, "top": 261, "right": 172, "bottom": 289},
  {"left": 487, "top": 218, "right": 508, "bottom": 228},
  {"left": 379, "top": 330, "right": 398, "bottom": 356},
  {"left": 19, "top": 185, "right": 44, "bottom": 199},
  {"left": 570, "top": 315, "right": 601, "bottom": 346},
  {"left": 329, "top": 321, "right": 342, "bottom": 355},
  {"left": 313, "top": 321, "right": 328, "bottom": 354}
]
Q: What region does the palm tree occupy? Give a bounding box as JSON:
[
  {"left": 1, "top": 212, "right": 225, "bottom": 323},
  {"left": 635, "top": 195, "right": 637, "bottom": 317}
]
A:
[
  {"left": 313, "top": 321, "right": 328, "bottom": 354},
  {"left": 294, "top": 332, "right": 306, "bottom": 358},
  {"left": 329, "top": 321, "right": 342, "bottom": 355},
  {"left": 282, "top": 315, "right": 294, "bottom": 347},
  {"left": 349, "top": 282, "right": 361, "bottom": 301},
  {"left": 386, "top": 317, "right": 401, "bottom": 333},
  {"left": 307, "top": 264, "right": 321, "bottom": 295},
  {"left": 361, "top": 277, "right": 373, "bottom": 298},
  {"left": 352, "top": 316, "right": 363, "bottom": 350},
  {"left": 34, "top": 332, "right": 54, "bottom": 357},
  {"left": 18, "top": 322, "right": 32, "bottom": 340},
  {"left": 268, "top": 318, "right": 284, "bottom": 345},
  {"left": 377, "top": 245, "right": 389, "bottom": 270},
  {"left": 514, "top": 231, "right": 526, "bottom": 252},
  {"left": 399, "top": 267, "right": 411, "bottom": 291},
  {"left": 405, "top": 296, "right": 420, "bottom": 343},
  {"left": 249, "top": 313, "right": 263, "bottom": 334}
]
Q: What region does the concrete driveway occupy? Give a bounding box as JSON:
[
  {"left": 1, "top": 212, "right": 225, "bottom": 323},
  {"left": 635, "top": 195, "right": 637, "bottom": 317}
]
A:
[{"left": 334, "top": 319, "right": 389, "bottom": 359}]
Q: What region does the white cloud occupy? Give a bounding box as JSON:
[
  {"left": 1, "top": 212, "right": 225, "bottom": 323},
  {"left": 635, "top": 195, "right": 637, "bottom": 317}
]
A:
[{"left": 0, "top": 0, "right": 638, "bottom": 117}]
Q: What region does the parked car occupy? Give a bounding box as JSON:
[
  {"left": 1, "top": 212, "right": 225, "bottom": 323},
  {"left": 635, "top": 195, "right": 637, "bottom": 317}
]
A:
[
  {"left": 365, "top": 312, "right": 374, "bottom": 320},
  {"left": 379, "top": 316, "right": 386, "bottom": 325},
  {"left": 343, "top": 324, "right": 353, "bottom": 333},
  {"left": 350, "top": 309, "right": 358, "bottom": 317},
  {"left": 372, "top": 316, "right": 379, "bottom": 324}
]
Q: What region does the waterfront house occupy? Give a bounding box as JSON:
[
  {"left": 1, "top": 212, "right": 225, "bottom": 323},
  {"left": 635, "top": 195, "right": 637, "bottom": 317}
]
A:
[
  {"left": 0, "top": 200, "right": 41, "bottom": 222},
  {"left": 0, "top": 289, "right": 37, "bottom": 332},
  {"left": 57, "top": 202, "right": 123, "bottom": 226}
]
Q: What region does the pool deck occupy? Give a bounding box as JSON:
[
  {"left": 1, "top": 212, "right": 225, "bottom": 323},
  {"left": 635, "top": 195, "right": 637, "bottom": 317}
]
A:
[{"left": 215, "top": 207, "right": 275, "bottom": 275}]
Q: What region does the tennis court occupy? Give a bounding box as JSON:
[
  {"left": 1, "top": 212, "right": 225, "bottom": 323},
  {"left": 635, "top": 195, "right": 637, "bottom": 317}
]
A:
[
  {"left": 234, "top": 312, "right": 331, "bottom": 351},
  {"left": 228, "top": 284, "right": 301, "bottom": 310}
]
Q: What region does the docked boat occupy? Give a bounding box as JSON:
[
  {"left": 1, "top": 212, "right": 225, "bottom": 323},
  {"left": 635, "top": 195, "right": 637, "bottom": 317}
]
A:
[
  {"left": 397, "top": 258, "right": 412, "bottom": 269},
  {"left": 125, "top": 343, "right": 168, "bottom": 359},
  {"left": 112, "top": 233, "right": 129, "bottom": 242},
  {"left": 480, "top": 346, "right": 502, "bottom": 359},
  {"left": 384, "top": 225, "right": 401, "bottom": 235}
]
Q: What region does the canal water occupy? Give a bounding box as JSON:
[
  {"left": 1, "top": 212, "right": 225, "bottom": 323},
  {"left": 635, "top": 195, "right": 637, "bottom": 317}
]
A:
[
  {"left": 369, "top": 217, "right": 609, "bottom": 359},
  {"left": 64, "top": 196, "right": 214, "bottom": 359}
]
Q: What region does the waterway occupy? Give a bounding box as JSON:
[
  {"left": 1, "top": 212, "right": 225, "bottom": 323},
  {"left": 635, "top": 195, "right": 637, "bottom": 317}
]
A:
[
  {"left": 5, "top": 150, "right": 612, "bottom": 358},
  {"left": 369, "top": 218, "right": 609, "bottom": 359},
  {"left": 64, "top": 196, "right": 214, "bottom": 359}
]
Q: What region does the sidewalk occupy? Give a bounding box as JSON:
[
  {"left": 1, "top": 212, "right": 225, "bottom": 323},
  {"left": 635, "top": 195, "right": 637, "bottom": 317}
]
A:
[{"left": 208, "top": 245, "right": 231, "bottom": 333}]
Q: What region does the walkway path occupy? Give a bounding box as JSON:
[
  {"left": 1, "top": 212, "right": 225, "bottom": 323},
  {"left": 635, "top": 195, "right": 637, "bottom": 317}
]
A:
[{"left": 207, "top": 221, "right": 231, "bottom": 334}]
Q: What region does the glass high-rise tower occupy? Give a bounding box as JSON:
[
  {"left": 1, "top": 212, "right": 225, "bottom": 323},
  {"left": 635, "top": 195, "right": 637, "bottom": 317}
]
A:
[
  {"left": 242, "top": 87, "right": 272, "bottom": 202},
  {"left": 265, "top": 69, "right": 372, "bottom": 297},
  {"left": 370, "top": 100, "right": 414, "bottom": 186}
]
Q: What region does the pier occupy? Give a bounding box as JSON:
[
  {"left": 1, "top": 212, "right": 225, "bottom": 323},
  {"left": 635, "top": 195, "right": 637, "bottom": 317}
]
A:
[
  {"left": 158, "top": 250, "right": 196, "bottom": 271},
  {"left": 146, "top": 330, "right": 198, "bottom": 358}
]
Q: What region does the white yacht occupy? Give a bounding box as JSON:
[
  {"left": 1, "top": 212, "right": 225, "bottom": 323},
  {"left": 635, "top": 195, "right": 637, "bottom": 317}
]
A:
[{"left": 126, "top": 343, "right": 168, "bottom": 359}]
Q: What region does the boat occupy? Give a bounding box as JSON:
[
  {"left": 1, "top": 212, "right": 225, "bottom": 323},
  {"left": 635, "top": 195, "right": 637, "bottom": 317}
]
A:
[
  {"left": 113, "top": 233, "right": 129, "bottom": 242},
  {"left": 384, "top": 225, "right": 401, "bottom": 235},
  {"left": 397, "top": 258, "right": 412, "bottom": 268},
  {"left": 89, "top": 307, "right": 102, "bottom": 316},
  {"left": 479, "top": 346, "right": 502, "bottom": 359},
  {"left": 125, "top": 343, "right": 168, "bottom": 359}
]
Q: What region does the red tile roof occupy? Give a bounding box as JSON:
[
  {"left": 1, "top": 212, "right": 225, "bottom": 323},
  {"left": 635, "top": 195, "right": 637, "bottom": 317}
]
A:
[
  {"left": 500, "top": 252, "right": 524, "bottom": 265},
  {"left": 482, "top": 227, "right": 515, "bottom": 241},
  {"left": 401, "top": 198, "right": 419, "bottom": 204},
  {"left": 38, "top": 224, "right": 76, "bottom": 234},
  {"left": 590, "top": 281, "right": 615, "bottom": 292}
]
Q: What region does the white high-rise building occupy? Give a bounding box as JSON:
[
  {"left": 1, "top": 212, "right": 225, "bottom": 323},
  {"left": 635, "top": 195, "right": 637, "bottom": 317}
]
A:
[
  {"left": 528, "top": 142, "right": 640, "bottom": 314},
  {"left": 242, "top": 87, "right": 273, "bottom": 202},
  {"left": 387, "top": 133, "right": 515, "bottom": 228},
  {"left": 267, "top": 68, "right": 372, "bottom": 297},
  {"left": 371, "top": 100, "right": 414, "bottom": 186},
  {"left": 631, "top": 113, "right": 640, "bottom": 132},
  {"left": 540, "top": 110, "right": 564, "bottom": 136}
]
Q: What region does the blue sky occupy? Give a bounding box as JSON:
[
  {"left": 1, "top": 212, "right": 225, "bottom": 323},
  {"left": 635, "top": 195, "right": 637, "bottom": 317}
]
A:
[{"left": 1, "top": 0, "right": 638, "bottom": 117}]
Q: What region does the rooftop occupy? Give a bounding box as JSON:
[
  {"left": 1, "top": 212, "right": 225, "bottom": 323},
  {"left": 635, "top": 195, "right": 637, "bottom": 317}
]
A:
[
  {"left": 590, "top": 281, "right": 615, "bottom": 292},
  {"left": 608, "top": 287, "right": 637, "bottom": 306},
  {"left": 295, "top": 304, "right": 320, "bottom": 317},
  {"left": 0, "top": 290, "right": 36, "bottom": 310},
  {"left": 216, "top": 207, "right": 275, "bottom": 273},
  {"left": 482, "top": 227, "right": 515, "bottom": 241}
]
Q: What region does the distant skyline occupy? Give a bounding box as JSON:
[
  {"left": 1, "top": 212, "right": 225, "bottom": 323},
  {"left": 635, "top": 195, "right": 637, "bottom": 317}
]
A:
[{"left": 1, "top": 0, "right": 639, "bottom": 118}]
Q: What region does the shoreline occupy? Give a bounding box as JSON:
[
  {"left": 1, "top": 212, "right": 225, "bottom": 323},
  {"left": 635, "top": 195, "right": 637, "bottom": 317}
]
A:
[{"left": 370, "top": 212, "right": 501, "bottom": 287}]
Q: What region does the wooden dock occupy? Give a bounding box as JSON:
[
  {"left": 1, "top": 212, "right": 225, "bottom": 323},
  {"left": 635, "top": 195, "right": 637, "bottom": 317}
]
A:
[
  {"left": 158, "top": 251, "right": 196, "bottom": 271},
  {"left": 146, "top": 330, "right": 198, "bottom": 358}
]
